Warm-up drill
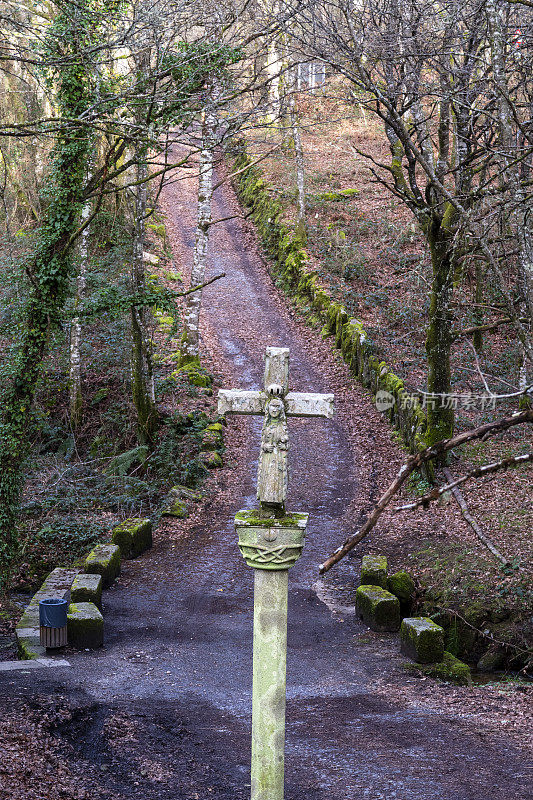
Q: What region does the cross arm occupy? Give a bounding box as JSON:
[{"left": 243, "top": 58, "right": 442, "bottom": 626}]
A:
[
  {"left": 285, "top": 392, "right": 334, "bottom": 419},
  {"left": 218, "top": 389, "right": 266, "bottom": 416}
]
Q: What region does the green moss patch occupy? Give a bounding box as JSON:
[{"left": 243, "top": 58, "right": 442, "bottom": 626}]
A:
[
  {"left": 404, "top": 651, "right": 472, "bottom": 686},
  {"left": 161, "top": 499, "right": 187, "bottom": 518},
  {"left": 171, "top": 364, "right": 213, "bottom": 388},
  {"left": 199, "top": 451, "right": 223, "bottom": 468},
  {"left": 235, "top": 510, "right": 308, "bottom": 528}
]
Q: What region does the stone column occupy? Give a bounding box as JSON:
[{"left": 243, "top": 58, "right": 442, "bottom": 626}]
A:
[
  {"left": 235, "top": 510, "right": 308, "bottom": 800},
  {"left": 251, "top": 569, "right": 288, "bottom": 800}
]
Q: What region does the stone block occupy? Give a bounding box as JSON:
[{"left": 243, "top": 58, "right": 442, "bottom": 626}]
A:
[
  {"left": 84, "top": 543, "right": 121, "bottom": 587},
  {"left": 400, "top": 617, "right": 445, "bottom": 663},
  {"left": 71, "top": 573, "right": 103, "bottom": 609},
  {"left": 388, "top": 570, "right": 416, "bottom": 614},
  {"left": 111, "top": 518, "right": 152, "bottom": 559},
  {"left": 67, "top": 603, "right": 104, "bottom": 649},
  {"left": 355, "top": 585, "right": 400, "bottom": 632},
  {"left": 360, "top": 555, "right": 388, "bottom": 589}
]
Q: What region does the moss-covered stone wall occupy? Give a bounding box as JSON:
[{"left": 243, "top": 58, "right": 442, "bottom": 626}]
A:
[{"left": 231, "top": 146, "right": 429, "bottom": 457}]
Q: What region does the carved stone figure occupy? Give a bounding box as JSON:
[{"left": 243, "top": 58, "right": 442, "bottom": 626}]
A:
[{"left": 257, "top": 397, "right": 289, "bottom": 509}]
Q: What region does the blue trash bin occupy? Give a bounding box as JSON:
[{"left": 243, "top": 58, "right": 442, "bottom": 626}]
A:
[{"left": 39, "top": 598, "right": 68, "bottom": 648}]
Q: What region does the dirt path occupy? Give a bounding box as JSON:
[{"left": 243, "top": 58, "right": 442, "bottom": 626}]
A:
[{"left": 0, "top": 162, "right": 531, "bottom": 800}]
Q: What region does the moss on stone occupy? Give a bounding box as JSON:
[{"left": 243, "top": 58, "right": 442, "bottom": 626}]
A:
[
  {"left": 361, "top": 555, "right": 388, "bottom": 589},
  {"left": 18, "top": 636, "right": 44, "bottom": 660},
  {"left": 355, "top": 585, "right": 400, "bottom": 632},
  {"left": 67, "top": 602, "right": 104, "bottom": 649},
  {"left": 388, "top": 570, "right": 416, "bottom": 615},
  {"left": 388, "top": 570, "right": 415, "bottom": 602},
  {"left": 445, "top": 617, "right": 478, "bottom": 659},
  {"left": 200, "top": 451, "right": 223, "bottom": 468},
  {"left": 84, "top": 543, "right": 121, "bottom": 587},
  {"left": 162, "top": 499, "right": 187, "bottom": 518},
  {"left": 171, "top": 364, "right": 212, "bottom": 387},
  {"left": 405, "top": 651, "right": 472, "bottom": 686},
  {"left": 202, "top": 429, "right": 223, "bottom": 451},
  {"left": 112, "top": 518, "right": 152, "bottom": 560},
  {"left": 71, "top": 573, "right": 103, "bottom": 609},
  {"left": 170, "top": 485, "right": 203, "bottom": 502},
  {"left": 400, "top": 617, "right": 445, "bottom": 663},
  {"left": 206, "top": 422, "right": 224, "bottom": 432},
  {"left": 235, "top": 510, "right": 308, "bottom": 528}
]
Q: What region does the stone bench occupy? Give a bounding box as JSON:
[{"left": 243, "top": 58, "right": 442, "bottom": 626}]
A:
[
  {"left": 67, "top": 603, "right": 104, "bottom": 649},
  {"left": 71, "top": 573, "right": 103, "bottom": 609},
  {"left": 356, "top": 585, "right": 400, "bottom": 632},
  {"left": 16, "top": 567, "right": 78, "bottom": 659},
  {"left": 400, "top": 617, "right": 445, "bottom": 664},
  {"left": 360, "top": 555, "right": 388, "bottom": 589},
  {"left": 84, "top": 543, "right": 121, "bottom": 588},
  {"left": 111, "top": 518, "right": 152, "bottom": 560}
]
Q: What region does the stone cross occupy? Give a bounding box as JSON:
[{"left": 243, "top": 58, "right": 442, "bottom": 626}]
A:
[
  {"left": 218, "top": 347, "right": 334, "bottom": 515},
  {"left": 218, "top": 347, "right": 334, "bottom": 800}
]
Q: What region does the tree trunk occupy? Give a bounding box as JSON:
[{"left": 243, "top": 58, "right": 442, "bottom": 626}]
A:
[
  {"left": 69, "top": 172, "right": 92, "bottom": 429},
  {"left": 288, "top": 73, "right": 306, "bottom": 241},
  {"left": 425, "top": 219, "right": 454, "bottom": 449},
  {"left": 473, "top": 261, "right": 484, "bottom": 353},
  {"left": 131, "top": 151, "right": 157, "bottom": 444},
  {"left": 178, "top": 106, "right": 216, "bottom": 367}
]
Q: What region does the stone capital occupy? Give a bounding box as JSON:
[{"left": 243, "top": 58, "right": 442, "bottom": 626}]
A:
[{"left": 235, "top": 510, "right": 308, "bottom": 570}]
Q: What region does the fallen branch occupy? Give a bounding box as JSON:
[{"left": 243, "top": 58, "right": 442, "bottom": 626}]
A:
[
  {"left": 452, "top": 317, "right": 528, "bottom": 339},
  {"left": 442, "top": 467, "right": 509, "bottom": 565},
  {"left": 318, "top": 409, "right": 533, "bottom": 574},
  {"left": 180, "top": 272, "right": 226, "bottom": 296},
  {"left": 394, "top": 453, "right": 532, "bottom": 512}
]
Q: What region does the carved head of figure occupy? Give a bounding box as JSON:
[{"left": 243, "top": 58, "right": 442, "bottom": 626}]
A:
[{"left": 267, "top": 397, "right": 285, "bottom": 421}]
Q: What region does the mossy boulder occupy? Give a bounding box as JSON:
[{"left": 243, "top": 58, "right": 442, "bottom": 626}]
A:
[
  {"left": 400, "top": 617, "right": 445, "bottom": 664},
  {"left": 202, "top": 429, "right": 223, "bottom": 451},
  {"left": 406, "top": 651, "right": 472, "bottom": 686},
  {"left": 171, "top": 364, "right": 212, "bottom": 387},
  {"left": 477, "top": 647, "right": 506, "bottom": 673},
  {"left": 84, "top": 543, "right": 121, "bottom": 588},
  {"left": 388, "top": 570, "right": 416, "bottom": 615},
  {"left": 360, "top": 555, "right": 388, "bottom": 589},
  {"left": 71, "top": 573, "right": 103, "bottom": 609},
  {"left": 162, "top": 499, "right": 187, "bottom": 518},
  {"left": 200, "top": 451, "right": 223, "bottom": 468},
  {"left": 356, "top": 585, "right": 400, "bottom": 632},
  {"left": 67, "top": 602, "right": 104, "bottom": 649},
  {"left": 112, "top": 518, "right": 152, "bottom": 560}
]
